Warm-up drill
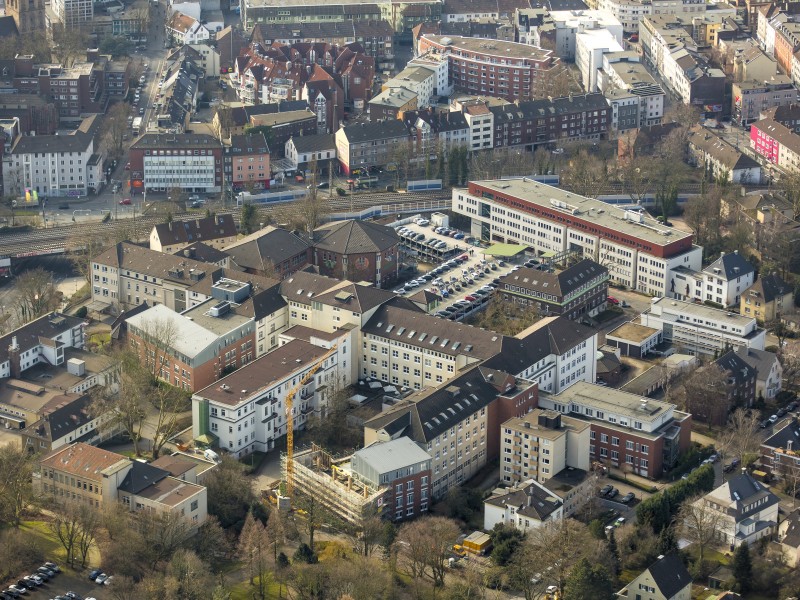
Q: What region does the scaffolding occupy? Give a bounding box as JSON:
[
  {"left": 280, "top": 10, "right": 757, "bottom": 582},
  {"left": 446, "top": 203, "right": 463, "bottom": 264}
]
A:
[{"left": 281, "top": 443, "right": 387, "bottom": 525}]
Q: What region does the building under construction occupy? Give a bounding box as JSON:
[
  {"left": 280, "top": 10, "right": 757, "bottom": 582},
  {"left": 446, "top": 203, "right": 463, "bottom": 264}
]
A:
[{"left": 282, "top": 438, "right": 433, "bottom": 523}]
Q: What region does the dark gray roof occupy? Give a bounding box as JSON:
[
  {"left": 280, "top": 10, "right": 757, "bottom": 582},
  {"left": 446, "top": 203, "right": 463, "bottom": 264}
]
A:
[
  {"left": 490, "top": 92, "right": 608, "bottom": 124},
  {"left": 339, "top": 119, "right": 409, "bottom": 143},
  {"left": 498, "top": 259, "right": 607, "bottom": 298},
  {"left": 645, "top": 554, "right": 691, "bottom": 599},
  {"left": 313, "top": 220, "right": 399, "bottom": 254},
  {"left": 485, "top": 480, "right": 563, "bottom": 522},
  {"left": 174, "top": 242, "right": 230, "bottom": 265},
  {"left": 153, "top": 215, "right": 237, "bottom": 247},
  {"left": 228, "top": 132, "right": 270, "bottom": 156},
  {"left": 225, "top": 226, "right": 311, "bottom": 271},
  {"left": 724, "top": 472, "right": 779, "bottom": 521},
  {"left": 11, "top": 131, "right": 93, "bottom": 155},
  {"left": 314, "top": 282, "right": 395, "bottom": 313},
  {"left": 703, "top": 251, "right": 755, "bottom": 280},
  {"left": 251, "top": 20, "right": 393, "bottom": 45},
  {"left": 714, "top": 350, "right": 756, "bottom": 386},
  {"left": 484, "top": 317, "right": 597, "bottom": 374},
  {"left": 735, "top": 347, "right": 778, "bottom": 381},
  {"left": 0, "top": 313, "right": 85, "bottom": 365},
  {"left": 288, "top": 133, "right": 336, "bottom": 154},
  {"left": 781, "top": 509, "right": 800, "bottom": 548},
  {"left": 763, "top": 417, "right": 800, "bottom": 451},
  {"left": 21, "top": 394, "right": 91, "bottom": 444},
  {"left": 250, "top": 286, "right": 288, "bottom": 320},
  {"left": 117, "top": 461, "right": 170, "bottom": 495},
  {"left": 746, "top": 273, "right": 792, "bottom": 304},
  {"left": 546, "top": 0, "right": 587, "bottom": 9}
]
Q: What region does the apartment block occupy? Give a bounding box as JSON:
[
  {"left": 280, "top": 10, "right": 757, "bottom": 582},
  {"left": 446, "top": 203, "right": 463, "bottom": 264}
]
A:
[
  {"left": 547, "top": 9, "right": 623, "bottom": 61},
  {"left": 452, "top": 178, "right": 703, "bottom": 297},
  {"left": 538, "top": 382, "right": 692, "bottom": 478},
  {"left": 224, "top": 133, "right": 271, "bottom": 192},
  {"left": 150, "top": 214, "right": 238, "bottom": 254},
  {"left": 741, "top": 273, "right": 794, "bottom": 324},
  {"left": 0, "top": 313, "right": 86, "bottom": 380},
  {"left": 598, "top": 53, "right": 665, "bottom": 131},
  {"left": 751, "top": 118, "right": 800, "bottom": 173},
  {"left": 733, "top": 77, "right": 799, "bottom": 127},
  {"left": 129, "top": 134, "right": 223, "bottom": 193},
  {"left": 191, "top": 331, "right": 353, "bottom": 458},
  {"left": 687, "top": 128, "right": 762, "bottom": 186},
  {"left": 38, "top": 443, "right": 208, "bottom": 529},
  {"left": 334, "top": 120, "right": 409, "bottom": 175},
  {"left": 640, "top": 297, "right": 766, "bottom": 356},
  {"left": 500, "top": 409, "right": 590, "bottom": 486}
]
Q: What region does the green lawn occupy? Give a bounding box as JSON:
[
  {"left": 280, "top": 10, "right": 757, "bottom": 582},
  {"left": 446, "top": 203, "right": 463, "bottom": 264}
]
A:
[
  {"left": 20, "top": 520, "right": 101, "bottom": 568},
  {"left": 229, "top": 576, "right": 284, "bottom": 600}
]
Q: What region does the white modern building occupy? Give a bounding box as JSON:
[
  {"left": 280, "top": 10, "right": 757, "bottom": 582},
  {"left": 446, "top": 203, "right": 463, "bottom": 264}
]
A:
[
  {"left": 640, "top": 297, "right": 766, "bottom": 356},
  {"left": 576, "top": 29, "right": 624, "bottom": 91},
  {"left": 191, "top": 331, "right": 354, "bottom": 458},
  {"left": 166, "top": 11, "right": 211, "bottom": 46},
  {"left": 549, "top": 9, "right": 623, "bottom": 61},
  {"left": 452, "top": 178, "right": 703, "bottom": 298},
  {"left": 284, "top": 134, "right": 336, "bottom": 171},
  {"left": 409, "top": 51, "right": 453, "bottom": 97},
  {"left": 51, "top": 0, "right": 93, "bottom": 28},
  {"left": 598, "top": 52, "right": 665, "bottom": 130},
  {"left": 383, "top": 65, "right": 436, "bottom": 108}
]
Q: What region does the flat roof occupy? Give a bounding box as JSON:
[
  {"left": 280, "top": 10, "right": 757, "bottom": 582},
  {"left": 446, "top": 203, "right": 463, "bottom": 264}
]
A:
[
  {"left": 607, "top": 320, "right": 660, "bottom": 344},
  {"left": 467, "top": 178, "right": 693, "bottom": 247},
  {"left": 549, "top": 381, "right": 674, "bottom": 424},
  {"left": 649, "top": 297, "right": 756, "bottom": 326},
  {"left": 182, "top": 299, "right": 253, "bottom": 336},
  {"left": 422, "top": 34, "right": 554, "bottom": 61},
  {"left": 504, "top": 409, "right": 590, "bottom": 439},
  {"left": 483, "top": 243, "right": 527, "bottom": 257},
  {"left": 126, "top": 304, "right": 219, "bottom": 359}
]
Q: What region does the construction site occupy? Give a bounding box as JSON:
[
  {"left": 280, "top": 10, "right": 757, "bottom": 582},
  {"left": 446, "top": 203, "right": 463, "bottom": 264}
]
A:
[{"left": 281, "top": 443, "right": 388, "bottom": 525}]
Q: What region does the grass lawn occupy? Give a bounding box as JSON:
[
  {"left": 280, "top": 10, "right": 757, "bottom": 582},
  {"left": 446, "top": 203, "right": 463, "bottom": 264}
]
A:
[
  {"left": 21, "top": 520, "right": 101, "bottom": 569},
  {"left": 229, "top": 576, "right": 284, "bottom": 600}
]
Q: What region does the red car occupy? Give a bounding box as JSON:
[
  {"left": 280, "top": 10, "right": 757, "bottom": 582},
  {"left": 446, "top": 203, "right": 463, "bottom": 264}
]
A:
[
  {"left": 607, "top": 296, "right": 619, "bottom": 305},
  {"left": 464, "top": 295, "right": 477, "bottom": 302},
  {"left": 119, "top": 198, "right": 132, "bottom": 205},
  {"left": 458, "top": 254, "right": 469, "bottom": 262}
]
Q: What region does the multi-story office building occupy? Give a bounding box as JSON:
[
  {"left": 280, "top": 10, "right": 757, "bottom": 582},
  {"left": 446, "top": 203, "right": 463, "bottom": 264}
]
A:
[
  {"left": 598, "top": 53, "right": 665, "bottom": 131},
  {"left": 538, "top": 382, "right": 693, "bottom": 478},
  {"left": 52, "top": 0, "right": 93, "bottom": 29},
  {"left": 500, "top": 409, "right": 590, "bottom": 486},
  {"left": 452, "top": 178, "right": 703, "bottom": 297},
  {"left": 497, "top": 259, "right": 609, "bottom": 320},
  {"left": 129, "top": 134, "right": 223, "bottom": 193},
  {"left": 38, "top": 443, "right": 208, "bottom": 529},
  {"left": 417, "top": 35, "right": 559, "bottom": 104},
  {"left": 640, "top": 297, "right": 766, "bottom": 356},
  {"left": 364, "top": 364, "right": 538, "bottom": 499},
  {"left": 546, "top": 9, "right": 623, "bottom": 61},
  {"left": 191, "top": 331, "right": 353, "bottom": 457}
]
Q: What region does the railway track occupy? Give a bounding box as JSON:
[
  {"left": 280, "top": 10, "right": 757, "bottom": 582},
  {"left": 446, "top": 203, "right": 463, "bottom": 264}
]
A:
[{"left": 0, "top": 190, "right": 455, "bottom": 259}]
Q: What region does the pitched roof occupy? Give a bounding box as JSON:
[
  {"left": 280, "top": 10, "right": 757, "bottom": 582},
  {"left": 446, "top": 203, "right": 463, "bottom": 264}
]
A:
[
  {"left": 644, "top": 553, "right": 692, "bottom": 599},
  {"left": 153, "top": 214, "right": 237, "bottom": 248},
  {"left": 762, "top": 417, "right": 800, "bottom": 451},
  {"left": 225, "top": 226, "right": 311, "bottom": 271},
  {"left": 688, "top": 128, "right": 760, "bottom": 172},
  {"left": 353, "top": 438, "right": 431, "bottom": 475},
  {"left": 497, "top": 259, "right": 607, "bottom": 298},
  {"left": 20, "top": 394, "right": 92, "bottom": 444},
  {"left": 313, "top": 220, "right": 399, "bottom": 254},
  {"left": 484, "top": 479, "right": 564, "bottom": 521},
  {"left": 40, "top": 443, "right": 128, "bottom": 481},
  {"left": 703, "top": 251, "right": 755, "bottom": 279},
  {"left": 713, "top": 350, "right": 756, "bottom": 386},
  {"left": 752, "top": 118, "right": 800, "bottom": 155},
  {"left": 0, "top": 313, "right": 85, "bottom": 366},
  {"left": 94, "top": 242, "right": 222, "bottom": 286},
  {"left": 11, "top": 130, "right": 93, "bottom": 155},
  {"left": 735, "top": 347, "right": 779, "bottom": 380},
  {"left": 131, "top": 133, "right": 221, "bottom": 150},
  {"left": 173, "top": 242, "right": 230, "bottom": 265},
  {"left": 745, "top": 273, "right": 792, "bottom": 304},
  {"left": 149, "top": 455, "right": 198, "bottom": 477},
  {"left": 288, "top": 133, "right": 336, "bottom": 154},
  {"left": 706, "top": 472, "right": 780, "bottom": 522},
  {"left": 339, "top": 119, "right": 409, "bottom": 143},
  {"left": 117, "top": 461, "right": 170, "bottom": 494},
  {"left": 228, "top": 132, "right": 270, "bottom": 156}
]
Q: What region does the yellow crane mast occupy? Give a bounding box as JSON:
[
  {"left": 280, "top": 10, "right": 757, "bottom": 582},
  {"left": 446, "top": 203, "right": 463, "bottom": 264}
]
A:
[{"left": 285, "top": 342, "right": 339, "bottom": 496}]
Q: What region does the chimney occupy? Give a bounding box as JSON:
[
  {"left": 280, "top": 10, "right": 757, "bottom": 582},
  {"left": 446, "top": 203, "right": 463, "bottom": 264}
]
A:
[
  {"left": 169, "top": 222, "right": 173, "bottom": 231},
  {"left": 9, "top": 336, "right": 20, "bottom": 378},
  {"left": 788, "top": 440, "right": 794, "bottom": 452}
]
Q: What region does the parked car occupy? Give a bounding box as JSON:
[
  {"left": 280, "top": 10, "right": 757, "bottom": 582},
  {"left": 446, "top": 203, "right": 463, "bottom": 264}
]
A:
[
  {"left": 95, "top": 573, "right": 109, "bottom": 585},
  {"left": 607, "top": 296, "right": 620, "bottom": 305},
  {"left": 88, "top": 570, "right": 102, "bottom": 581},
  {"left": 769, "top": 414, "right": 779, "bottom": 424},
  {"left": 599, "top": 484, "right": 613, "bottom": 496},
  {"left": 606, "top": 487, "right": 618, "bottom": 498},
  {"left": 119, "top": 198, "right": 132, "bottom": 205},
  {"left": 620, "top": 492, "right": 635, "bottom": 504},
  {"left": 615, "top": 517, "right": 626, "bottom": 527}
]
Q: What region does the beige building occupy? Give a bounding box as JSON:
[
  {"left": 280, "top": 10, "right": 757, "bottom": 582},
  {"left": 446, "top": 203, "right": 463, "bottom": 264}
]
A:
[
  {"left": 149, "top": 215, "right": 238, "bottom": 254},
  {"left": 618, "top": 553, "right": 692, "bottom": 600},
  {"left": 500, "top": 409, "right": 590, "bottom": 486},
  {"left": 38, "top": 443, "right": 208, "bottom": 529}
]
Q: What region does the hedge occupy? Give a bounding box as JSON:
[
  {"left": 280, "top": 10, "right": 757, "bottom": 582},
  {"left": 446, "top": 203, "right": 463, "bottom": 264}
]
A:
[
  {"left": 607, "top": 472, "right": 658, "bottom": 494},
  {"left": 635, "top": 464, "right": 715, "bottom": 533}
]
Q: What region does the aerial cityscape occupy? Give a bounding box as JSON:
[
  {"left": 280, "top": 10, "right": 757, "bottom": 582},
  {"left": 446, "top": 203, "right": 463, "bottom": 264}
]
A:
[{"left": 4, "top": 0, "right": 800, "bottom": 598}]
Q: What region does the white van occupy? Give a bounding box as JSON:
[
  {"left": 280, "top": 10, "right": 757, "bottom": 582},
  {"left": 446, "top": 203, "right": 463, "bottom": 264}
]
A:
[{"left": 203, "top": 449, "right": 220, "bottom": 463}]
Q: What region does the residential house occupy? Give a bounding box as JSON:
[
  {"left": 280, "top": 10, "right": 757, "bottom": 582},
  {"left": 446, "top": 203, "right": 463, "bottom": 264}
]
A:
[
  {"left": 368, "top": 86, "right": 418, "bottom": 121},
  {"left": 687, "top": 128, "right": 762, "bottom": 185},
  {"left": 697, "top": 251, "right": 757, "bottom": 307},
  {"left": 537, "top": 382, "right": 692, "bottom": 478},
  {"left": 713, "top": 350, "right": 758, "bottom": 415},
  {"left": 285, "top": 134, "right": 337, "bottom": 171},
  {"left": 760, "top": 417, "right": 800, "bottom": 473},
  {"left": 736, "top": 347, "right": 782, "bottom": 401},
  {"left": 402, "top": 109, "right": 470, "bottom": 159},
  {"left": 312, "top": 220, "right": 400, "bottom": 288},
  {"left": 777, "top": 508, "right": 800, "bottom": 567},
  {"left": 598, "top": 51, "right": 665, "bottom": 131},
  {"left": 496, "top": 259, "right": 609, "bottom": 321},
  {"left": 761, "top": 102, "right": 800, "bottom": 131},
  {"left": 741, "top": 273, "right": 794, "bottom": 323},
  {"left": 224, "top": 133, "right": 271, "bottom": 191},
  {"left": 576, "top": 29, "right": 623, "bottom": 92},
  {"left": 382, "top": 65, "right": 436, "bottom": 108},
  {"left": 248, "top": 111, "right": 317, "bottom": 158},
  {"left": 483, "top": 478, "right": 565, "bottom": 531},
  {"left": 641, "top": 297, "right": 766, "bottom": 355},
  {"left": 334, "top": 119, "right": 410, "bottom": 175},
  {"left": 617, "top": 553, "right": 692, "bottom": 600},
  {"left": 38, "top": 442, "right": 208, "bottom": 529},
  {"left": 691, "top": 472, "right": 779, "bottom": 546},
  {"left": 224, "top": 226, "right": 312, "bottom": 279},
  {"left": 174, "top": 243, "right": 231, "bottom": 268},
  {"left": 150, "top": 214, "right": 238, "bottom": 254},
  {"left": 166, "top": 11, "right": 210, "bottom": 46}
]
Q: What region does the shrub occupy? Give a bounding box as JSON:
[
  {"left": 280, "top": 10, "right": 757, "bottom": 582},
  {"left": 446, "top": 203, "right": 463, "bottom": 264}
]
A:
[{"left": 74, "top": 306, "right": 88, "bottom": 318}]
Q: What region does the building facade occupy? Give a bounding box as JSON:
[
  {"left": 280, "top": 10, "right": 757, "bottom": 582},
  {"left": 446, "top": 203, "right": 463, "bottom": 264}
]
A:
[
  {"left": 224, "top": 133, "right": 271, "bottom": 191},
  {"left": 129, "top": 134, "right": 223, "bottom": 193}
]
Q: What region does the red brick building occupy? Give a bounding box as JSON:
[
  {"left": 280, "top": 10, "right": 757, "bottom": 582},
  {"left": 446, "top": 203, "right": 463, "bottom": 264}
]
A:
[
  {"left": 313, "top": 220, "right": 400, "bottom": 288},
  {"left": 417, "top": 34, "right": 559, "bottom": 103}
]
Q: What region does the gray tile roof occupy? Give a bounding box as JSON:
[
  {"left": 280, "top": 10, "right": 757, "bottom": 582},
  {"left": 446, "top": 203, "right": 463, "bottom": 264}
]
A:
[
  {"left": 173, "top": 242, "right": 230, "bottom": 265},
  {"left": 762, "top": 417, "right": 800, "bottom": 451},
  {"left": 703, "top": 251, "right": 755, "bottom": 280},
  {"left": 225, "top": 226, "right": 311, "bottom": 271},
  {"left": 21, "top": 393, "right": 92, "bottom": 444},
  {"left": 12, "top": 130, "right": 93, "bottom": 155},
  {"left": 643, "top": 554, "right": 691, "bottom": 600},
  {"left": 117, "top": 461, "right": 170, "bottom": 495},
  {"left": 0, "top": 313, "right": 85, "bottom": 365},
  {"left": 288, "top": 133, "right": 336, "bottom": 154},
  {"left": 498, "top": 258, "right": 607, "bottom": 299},
  {"left": 714, "top": 350, "right": 756, "bottom": 386},
  {"left": 153, "top": 215, "right": 237, "bottom": 248},
  {"left": 745, "top": 273, "right": 792, "bottom": 304},
  {"left": 352, "top": 437, "right": 431, "bottom": 475},
  {"left": 339, "top": 119, "right": 409, "bottom": 143},
  {"left": 484, "top": 480, "right": 563, "bottom": 521},
  {"left": 735, "top": 347, "right": 778, "bottom": 381},
  {"left": 313, "top": 220, "right": 399, "bottom": 254}
]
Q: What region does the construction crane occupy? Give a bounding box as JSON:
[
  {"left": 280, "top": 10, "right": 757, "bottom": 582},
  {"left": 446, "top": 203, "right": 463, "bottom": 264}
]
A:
[{"left": 285, "top": 342, "right": 340, "bottom": 496}]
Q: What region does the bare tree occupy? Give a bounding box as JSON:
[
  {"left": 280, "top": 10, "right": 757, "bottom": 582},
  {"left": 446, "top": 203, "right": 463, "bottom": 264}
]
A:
[
  {"left": 102, "top": 103, "right": 132, "bottom": 160},
  {"left": 0, "top": 444, "right": 37, "bottom": 527},
  {"left": 238, "top": 511, "right": 271, "bottom": 598},
  {"left": 14, "top": 267, "right": 59, "bottom": 324},
  {"left": 397, "top": 516, "right": 460, "bottom": 593},
  {"left": 533, "top": 64, "right": 580, "bottom": 100},
  {"left": 75, "top": 502, "right": 100, "bottom": 567},
  {"left": 346, "top": 505, "right": 384, "bottom": 557},
  {"left": 778, "top": 458, "right": 800, "bottom": 508},
  {"left": 298, "top": 158, "right": 325, "bottom": 233},
  {"left": 718, "top": 408, "right": 762, "bottom": 469},
  {"left": 619, "top": 157, "right": 654, "bottom": 206},
  {"left": 680, "top": 496, "right": 723, "bottom": 568},
  {"left": 673, "top": 361, "right": 733, "bottom": 428},
  {"left": 51, "top": 27, "right": 89, "bottom": 68},
  {"left": 522, "top": 518, "right": 596, "bottom": 596},
  {"left": 49, "top": 502, "right": 82, "bottom": 567},
  {"left": 560, "top": 148, "right": 612, "bottom": 198},
  {"left": 70, "top": 229, "right": 112, "bottom": 287},
  {"left": 136, "top": 509, "right": 191, "bottom": 569}
]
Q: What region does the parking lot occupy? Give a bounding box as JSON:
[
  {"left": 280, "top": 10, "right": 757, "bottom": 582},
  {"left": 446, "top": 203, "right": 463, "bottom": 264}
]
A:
[
  {"left": 2, "top": 563, "right": 110, "bottom": 600},
  {"left": 394, "top": 218, "right": 547, "bottom": 320}
]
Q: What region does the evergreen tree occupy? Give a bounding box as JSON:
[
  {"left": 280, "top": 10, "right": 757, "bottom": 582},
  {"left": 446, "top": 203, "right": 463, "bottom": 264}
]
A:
[
  {"left": 732, "top": 543, "right": 753, "bottom": 593},
  {"left": 656, "top": 526, "right": 678, "bottom": 556},
  {"left": 563, "top": 557, "right": 615, "bottom": 600}
]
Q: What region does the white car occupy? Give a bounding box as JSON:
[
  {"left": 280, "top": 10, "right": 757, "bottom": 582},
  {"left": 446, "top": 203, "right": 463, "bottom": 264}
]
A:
[
  {"left": 546, "top": 585, "right": 558, "bottom": 594},
  {"left": 8, "top": 585, "right": 27, "bottom": 595}
]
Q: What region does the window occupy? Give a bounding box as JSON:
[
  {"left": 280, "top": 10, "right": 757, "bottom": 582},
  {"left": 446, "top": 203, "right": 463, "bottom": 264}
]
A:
[{"left": 191, "top": 500, "right": 198, "bottom": 511}]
